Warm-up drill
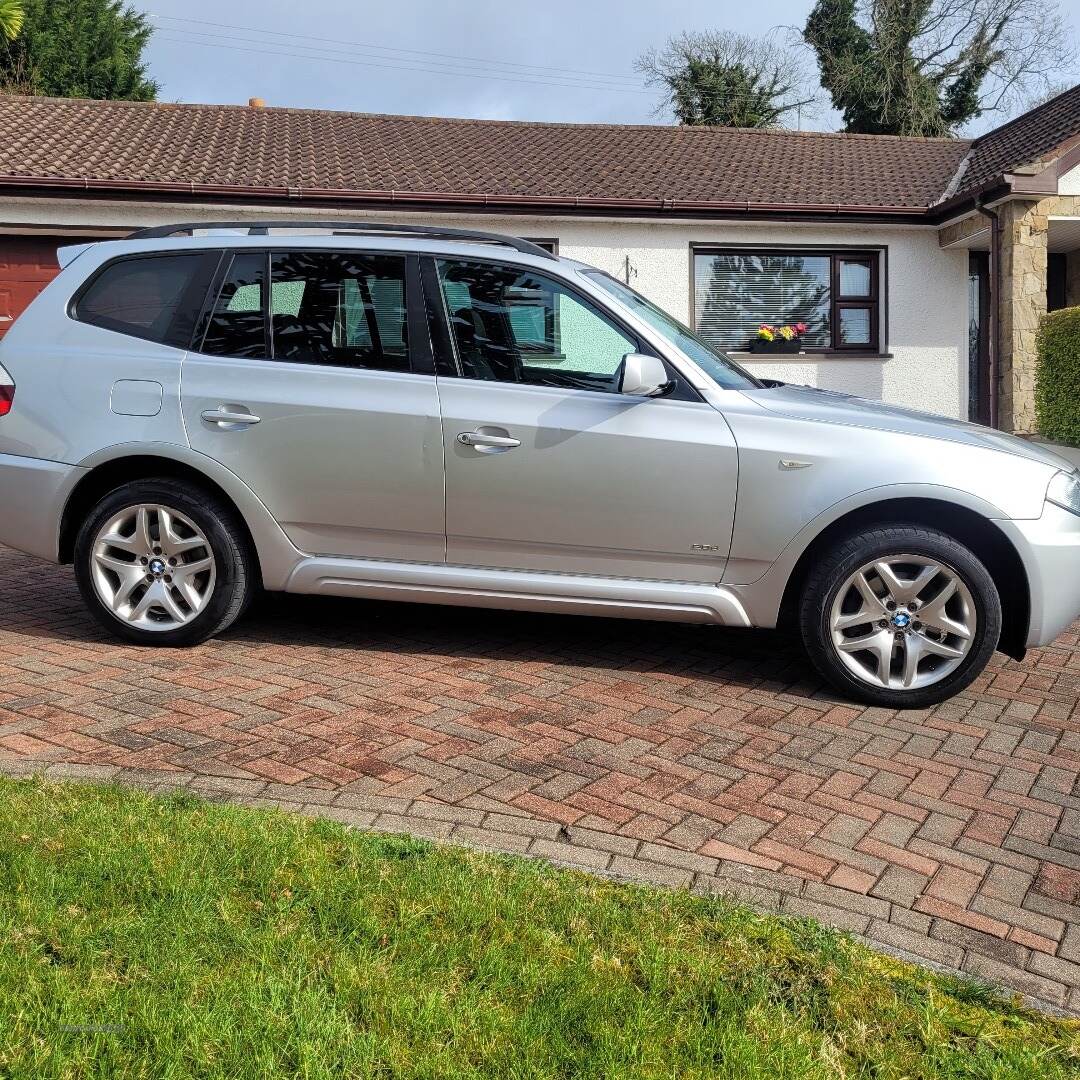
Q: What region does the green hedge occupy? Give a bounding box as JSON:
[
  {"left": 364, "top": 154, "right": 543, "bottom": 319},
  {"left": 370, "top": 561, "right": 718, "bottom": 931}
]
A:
[{"left": 1036, "top": 305, "right": 1080, "bottom": 446}]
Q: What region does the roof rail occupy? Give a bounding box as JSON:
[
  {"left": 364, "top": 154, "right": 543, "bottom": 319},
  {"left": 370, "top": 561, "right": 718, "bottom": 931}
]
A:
[{"left": 128, "top": 220, "right": 559, "bottom": 260}]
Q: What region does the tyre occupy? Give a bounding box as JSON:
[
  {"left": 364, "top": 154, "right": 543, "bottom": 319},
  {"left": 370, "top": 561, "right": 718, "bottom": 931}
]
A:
[
  {"left": 799, "top": 526, "right": 1001, "bottom": 708},
  {"left": 74, "top": 478, "right": 254, "bottom": 646}
]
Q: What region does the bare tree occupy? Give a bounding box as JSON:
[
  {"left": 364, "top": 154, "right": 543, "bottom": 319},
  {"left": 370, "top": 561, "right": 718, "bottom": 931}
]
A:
[
  {"left": 637, "top": 29, "right": 819, "bottom": 129},
  {"left": 805, "top": 0, "right": 1076, "bottom": 136}
]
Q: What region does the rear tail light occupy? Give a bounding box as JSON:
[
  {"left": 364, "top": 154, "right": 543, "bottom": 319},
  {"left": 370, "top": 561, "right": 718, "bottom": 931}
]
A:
[{"left": 0, "top": 362, "right": 14, "bottom": 417}]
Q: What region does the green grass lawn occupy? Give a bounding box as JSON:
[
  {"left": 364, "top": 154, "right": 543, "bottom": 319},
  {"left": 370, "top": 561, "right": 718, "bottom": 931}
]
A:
[{"left": 0, "top": 778, "right": 1077, "bottom": 1079}]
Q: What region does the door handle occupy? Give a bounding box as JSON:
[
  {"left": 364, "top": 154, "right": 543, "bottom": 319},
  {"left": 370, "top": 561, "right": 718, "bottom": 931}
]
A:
[
  {"left": 457, "top": 430, "right": 520, "bottom": 449},
  {"left": 201, "top": 406, "right": 261, "bottom": 427}
]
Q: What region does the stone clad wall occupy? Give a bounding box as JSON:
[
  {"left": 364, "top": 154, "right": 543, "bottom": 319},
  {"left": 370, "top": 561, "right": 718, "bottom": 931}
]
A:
[{"left": 999, "top": 194, "right": 1080, "bottom": 433}]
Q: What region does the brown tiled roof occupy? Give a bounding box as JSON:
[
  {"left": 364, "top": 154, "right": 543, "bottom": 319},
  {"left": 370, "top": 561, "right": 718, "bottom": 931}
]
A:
[
  {"left": 0, "top": 95, "right": 972, "bottom": 214},
  {"left": 949, "top": 84, "right": 1080, "bottom": 202}
]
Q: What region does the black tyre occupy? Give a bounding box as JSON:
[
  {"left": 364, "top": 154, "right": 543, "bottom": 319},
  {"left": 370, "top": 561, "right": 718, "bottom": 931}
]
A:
[
  {"left": 800, "top": 525, "right": 1001, "bottom": 708},
  {"left": 74, "top": 478, "right": 254, "bottom": 646}
]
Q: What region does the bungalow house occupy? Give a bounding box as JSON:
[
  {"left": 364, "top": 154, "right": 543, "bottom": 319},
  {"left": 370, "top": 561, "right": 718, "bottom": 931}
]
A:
[{"left": 1, "top": 86, "right": 1079, "bottom": 432}]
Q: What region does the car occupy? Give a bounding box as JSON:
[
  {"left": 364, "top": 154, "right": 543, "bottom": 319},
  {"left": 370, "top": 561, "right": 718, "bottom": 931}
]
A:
[{"left": 0, "top": 219, "right": 1078, "bottom": 707}]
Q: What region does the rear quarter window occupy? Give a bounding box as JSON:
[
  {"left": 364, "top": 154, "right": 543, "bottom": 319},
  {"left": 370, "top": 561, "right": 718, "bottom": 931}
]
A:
[{"left": 73, "top": 252, "right": 220, "bottom": 348}]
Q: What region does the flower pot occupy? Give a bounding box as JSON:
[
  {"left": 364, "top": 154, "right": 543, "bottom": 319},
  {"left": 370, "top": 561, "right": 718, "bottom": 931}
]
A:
[{"left": 750, "top": 339, "right": 802, "bottom": 354}]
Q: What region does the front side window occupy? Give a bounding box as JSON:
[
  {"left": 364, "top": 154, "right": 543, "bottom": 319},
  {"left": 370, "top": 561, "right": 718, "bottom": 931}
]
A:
[
  {"left": 200, "top": 250, "right": 410, "bottom": 371},
  {"left": 436, "top": 258, "right": 637, "bottom": 393},
  {"left": 693, "top": 249, "right": 881, "bottom": 353},
  {"left": 75, "top": 252, "right": 217, "bottom": 347}
]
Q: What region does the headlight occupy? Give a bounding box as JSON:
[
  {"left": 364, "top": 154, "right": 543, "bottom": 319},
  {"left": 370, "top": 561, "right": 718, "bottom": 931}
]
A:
[{"left": 1047, "top": 470, "right": 1080, "bottom": 516}]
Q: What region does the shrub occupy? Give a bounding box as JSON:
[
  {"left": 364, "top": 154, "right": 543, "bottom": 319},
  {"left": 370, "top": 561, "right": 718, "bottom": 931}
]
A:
[{"left": 1036, "top": 305, "right": 1080, "bottom": 446}]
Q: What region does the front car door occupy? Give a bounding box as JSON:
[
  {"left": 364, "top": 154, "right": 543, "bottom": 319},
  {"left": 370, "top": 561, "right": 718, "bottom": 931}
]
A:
[
  {"left": 181, "top": 247, "right": 445, "bottom": 562},
  {"left": 425, "top": 255, "right": 738, "bottom": 583}
]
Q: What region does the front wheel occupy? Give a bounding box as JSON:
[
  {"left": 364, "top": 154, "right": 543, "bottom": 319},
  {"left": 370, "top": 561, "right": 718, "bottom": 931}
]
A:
[
  {"left": 800, "top": 526, "right": 1001, "bottom": 708},
  {"left": 74, "top": 478, "right": 254, "bottom": 646}
]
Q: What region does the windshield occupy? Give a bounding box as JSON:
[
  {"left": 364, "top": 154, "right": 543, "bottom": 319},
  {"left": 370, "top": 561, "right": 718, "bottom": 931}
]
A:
[{"left": 583, "top": 270, "right": 761, "bottom": 390}]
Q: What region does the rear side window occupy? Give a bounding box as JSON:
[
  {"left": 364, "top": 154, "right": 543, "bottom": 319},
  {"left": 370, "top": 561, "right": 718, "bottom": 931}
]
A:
[
  {"left": 74, "top": 253, "right": 218, "bottom": 348},
  {"left": 198, "top": 250, "right": 411, "bottom": 371}
]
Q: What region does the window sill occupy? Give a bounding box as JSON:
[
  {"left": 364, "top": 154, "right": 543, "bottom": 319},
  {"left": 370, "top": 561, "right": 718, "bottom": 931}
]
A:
[{"left": 729, "top": 351, "right": 893, "bottom": 361}]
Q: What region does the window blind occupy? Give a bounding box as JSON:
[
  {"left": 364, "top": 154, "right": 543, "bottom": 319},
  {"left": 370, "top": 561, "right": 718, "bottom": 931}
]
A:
[{"left": 694, "top": 253, "right": 831, "bottom": 350}]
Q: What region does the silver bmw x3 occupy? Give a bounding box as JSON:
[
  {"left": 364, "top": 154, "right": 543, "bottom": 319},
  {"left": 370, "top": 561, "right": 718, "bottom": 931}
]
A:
[{"left": 1, "top": 221, "right": 1078, "bottom": 708}]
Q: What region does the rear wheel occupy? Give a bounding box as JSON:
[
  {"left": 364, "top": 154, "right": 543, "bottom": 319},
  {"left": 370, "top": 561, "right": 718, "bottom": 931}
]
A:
[
  {"left": 800, "top": 526, "right": 1001, "bottom": 707},
  {"left": 74, "top": 478, "right": 254, "bottom": 646}
]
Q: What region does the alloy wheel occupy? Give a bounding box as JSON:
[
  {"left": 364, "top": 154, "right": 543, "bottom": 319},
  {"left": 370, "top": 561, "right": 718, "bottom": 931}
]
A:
[
  {"left": 829, "top": 554, "right": 976, "bottom": 691},
  {"left": 90, "top": 504, "right": 217, "bottom": 631}
]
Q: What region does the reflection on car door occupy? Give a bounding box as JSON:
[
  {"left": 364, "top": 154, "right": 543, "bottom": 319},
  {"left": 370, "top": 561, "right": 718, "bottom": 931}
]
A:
[
  {"left": 426, "top": 256, "right": 739, "bottom": 583},
  {"left": 182, "top": 249, "right": 445, "bottom": 561}
]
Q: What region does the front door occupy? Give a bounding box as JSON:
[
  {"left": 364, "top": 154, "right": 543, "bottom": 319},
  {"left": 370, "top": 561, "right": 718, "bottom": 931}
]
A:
[
  {"left": 968, "top": 253, "right": 992, "bottom": 426},
  {"left": 182, "top": 248, "right": 445, "bottom": 561},
  {"left": 426, "top": 256, "right": 739, "bottom": 583}
]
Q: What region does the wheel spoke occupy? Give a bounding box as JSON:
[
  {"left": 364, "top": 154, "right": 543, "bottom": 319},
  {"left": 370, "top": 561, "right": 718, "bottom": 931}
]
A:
[
  {"left": 915, "top": 631, "right": 965, "bottom": 660},
  {"left": 837, "top": 627, "right": 894, "bottom": 687},
  {"left": 915, "top": 579, "right": 971, "bottom": 640},
  {"left": 158, "top": 508, "right": 208, "bottom": 556},
  {"left": 875, "top": 560, "right": 938, "bottom": 604},
  {"left": 135, "top": 506, "right": 155, "bottom": 554},
  {"left": 900, "top": 633, "right": 925, "bottom": 688}
]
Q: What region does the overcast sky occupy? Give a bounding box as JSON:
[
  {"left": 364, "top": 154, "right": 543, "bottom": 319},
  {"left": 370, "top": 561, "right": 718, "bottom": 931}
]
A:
[{"left": 143, "top": 0, "right": 1078, "bottom": 134}]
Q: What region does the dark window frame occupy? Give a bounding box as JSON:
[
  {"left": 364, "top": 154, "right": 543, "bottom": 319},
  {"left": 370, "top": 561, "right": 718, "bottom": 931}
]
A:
[
  {"left": 70, "top": 250, "right": 223, "bottom": 349},
  {"left": 193, "top": 247, "right": 434, "bottom": 375},
  {"left": 690, "top": 244, "right": 886, "bottom": 355}
]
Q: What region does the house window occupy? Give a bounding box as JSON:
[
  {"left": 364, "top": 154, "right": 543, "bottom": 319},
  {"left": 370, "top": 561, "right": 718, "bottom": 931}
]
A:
[{"left": 693, "top": 248, "right": 881, "bottom": 353}]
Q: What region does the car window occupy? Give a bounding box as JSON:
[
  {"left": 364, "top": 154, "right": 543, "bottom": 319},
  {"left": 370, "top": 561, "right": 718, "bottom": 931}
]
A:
[
  {"left": 75, "top": 252, "right": 217, "bottom": 348},
  {"left": 585, "top": 270, "right": 760, "bottom": 391},
  {"left": 202, "top": 252, "right": 267, "bottom": 358},
  {"left": 436, "top": 258, "right": 637, "bottom": 393},
  {"left": 200, "top": 250, "right": 411, "bottom": 371},
  {"left": 270, "top": 251, "right": 410, "bottom": 371}
]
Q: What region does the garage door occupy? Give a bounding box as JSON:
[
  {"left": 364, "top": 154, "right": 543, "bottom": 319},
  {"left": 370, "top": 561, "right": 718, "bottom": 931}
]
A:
[{"left": 0, "top": 236, "right": 72, "bottom": 339}]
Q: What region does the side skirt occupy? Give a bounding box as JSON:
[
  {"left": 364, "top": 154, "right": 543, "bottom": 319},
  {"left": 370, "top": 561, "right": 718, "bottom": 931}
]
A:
[{"left": 285, "top": 557, "right": 752, "bottom": 626}]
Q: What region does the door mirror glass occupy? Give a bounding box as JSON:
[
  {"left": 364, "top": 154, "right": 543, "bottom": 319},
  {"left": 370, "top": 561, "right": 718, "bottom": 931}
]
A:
[{"left": 619, "top": 353, "right": 672, "bottom": 397}]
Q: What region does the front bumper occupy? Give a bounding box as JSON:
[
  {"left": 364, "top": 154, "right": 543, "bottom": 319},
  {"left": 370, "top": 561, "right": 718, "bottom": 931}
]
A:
[
  {"left": 996, "top": 501, "right": 1080, "bottom": 648},
  {"left": 0, "top": 452, "right": 84, "bottom": 563}
]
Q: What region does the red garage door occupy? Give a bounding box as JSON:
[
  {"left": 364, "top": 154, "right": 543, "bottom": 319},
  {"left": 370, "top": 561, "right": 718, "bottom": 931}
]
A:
[{"left": 0, "top": 236, "right": 73, "bottom": 339}]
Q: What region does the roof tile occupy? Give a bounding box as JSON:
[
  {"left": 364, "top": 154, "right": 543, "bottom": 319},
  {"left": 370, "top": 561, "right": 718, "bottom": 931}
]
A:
[{"left": 0, "top": 95, "right": 972, "bottom": 211}]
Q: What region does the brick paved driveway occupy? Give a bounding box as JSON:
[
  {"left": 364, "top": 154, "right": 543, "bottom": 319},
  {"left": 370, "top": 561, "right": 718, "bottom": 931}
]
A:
[{"left": 2, "top": 543, "right": 1080, "bottom": 1012}]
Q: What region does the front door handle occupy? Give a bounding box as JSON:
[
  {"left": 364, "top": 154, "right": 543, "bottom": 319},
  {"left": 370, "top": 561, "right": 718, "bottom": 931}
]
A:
[
  {"left": 457, "top": 430, "right": 520, "bottom": 449},
  {"left": 201, "top": 406, "right": 261, "bottom": 428}
]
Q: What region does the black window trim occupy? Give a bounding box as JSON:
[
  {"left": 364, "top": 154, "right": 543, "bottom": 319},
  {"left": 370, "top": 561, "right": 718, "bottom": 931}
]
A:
[
  {"left": 690, "top": 243, "right": 887, "bottom": 356},
  {"left": 70, "top": 249, "right": 224, "bottom": 349},
  {"left": 193, "top": 245, "right": 432, "bottom": 376},
  {"left": 420, "top": 251, "right": 703, "bottom": 404}
]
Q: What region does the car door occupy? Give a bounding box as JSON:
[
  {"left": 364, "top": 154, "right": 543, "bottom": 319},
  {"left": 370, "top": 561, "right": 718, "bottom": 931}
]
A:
[
  {"left": 425, "top": 255, "right": 739, "bottom": 583},
  {"left": 182, "top": 248, "right": 445, "bottom": 561}
]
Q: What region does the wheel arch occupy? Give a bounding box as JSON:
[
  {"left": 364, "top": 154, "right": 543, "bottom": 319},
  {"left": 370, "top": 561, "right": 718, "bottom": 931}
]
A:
[
  {"left": 778, "top": 497, "right": 1030, "bottom": 659},
  {"left": 60, "top": 446, "right": 303, "bottom": 591}
]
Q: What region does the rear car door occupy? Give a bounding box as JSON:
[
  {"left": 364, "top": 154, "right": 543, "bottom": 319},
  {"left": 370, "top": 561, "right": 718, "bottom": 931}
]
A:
[
  {"left": 425, "top": 256, "right": 739, "bottom": 582},
  {"left": 181, "top": 248, "right": 445, "bottom": 561}
]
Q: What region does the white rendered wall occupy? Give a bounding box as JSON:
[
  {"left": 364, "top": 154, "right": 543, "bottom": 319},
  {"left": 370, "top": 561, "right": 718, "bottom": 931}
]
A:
[{"left": 1, "top": 195, "right": 970, "bottom": 417}]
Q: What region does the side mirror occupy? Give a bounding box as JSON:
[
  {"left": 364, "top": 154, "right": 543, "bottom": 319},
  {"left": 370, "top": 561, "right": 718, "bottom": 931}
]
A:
[{"left": 619, "top": 353, "right": 673, "bottom": 397}]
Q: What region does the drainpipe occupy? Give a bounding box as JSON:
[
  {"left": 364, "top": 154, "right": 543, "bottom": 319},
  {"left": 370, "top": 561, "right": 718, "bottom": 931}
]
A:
[{"left": 976, "top": 199, "right": 1001, "bottom": 430}]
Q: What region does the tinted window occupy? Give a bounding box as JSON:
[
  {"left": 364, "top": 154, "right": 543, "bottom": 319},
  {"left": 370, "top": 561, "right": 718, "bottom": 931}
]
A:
[
  {"left": 200, "top": 250, "right": 411, "bottom": 371},
  {"left": 436, "top": 259, "right": 636, "bottom": 393},
  {"left": 201, "top": 252, "right": 268, "bottom": 359},
  {"left": 76, "top": 253, "right": 215, "bottom": 346},
  {"left": 269, "top": 251, "right": 410, "bottom": 370}
]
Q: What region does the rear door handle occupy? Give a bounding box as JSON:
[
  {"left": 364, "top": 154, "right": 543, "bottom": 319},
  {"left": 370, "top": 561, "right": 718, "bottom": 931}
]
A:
[
  {"left": 457, "top": 430, "right": 520, "bottom": 449},
  {"left": 201, "top": 406, "right": 261, "bottom": 427}
]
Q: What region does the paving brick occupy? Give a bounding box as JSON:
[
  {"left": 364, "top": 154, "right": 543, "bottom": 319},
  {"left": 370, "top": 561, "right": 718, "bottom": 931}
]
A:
[
  {"left": 865, "top": 920, "right": 964, "bottom": 968},
  {"left": 782, "top": 894, "right": 871, "bottom": 935},
  {"left": 871, "top": 865, "right": 930, "bottom": 906},
  {"left": 962, "top": 954, "right": 1067, "bottom": 1008},
  {"left": 1, "top": 542, "right": 1079, "bottom": 1013}
]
